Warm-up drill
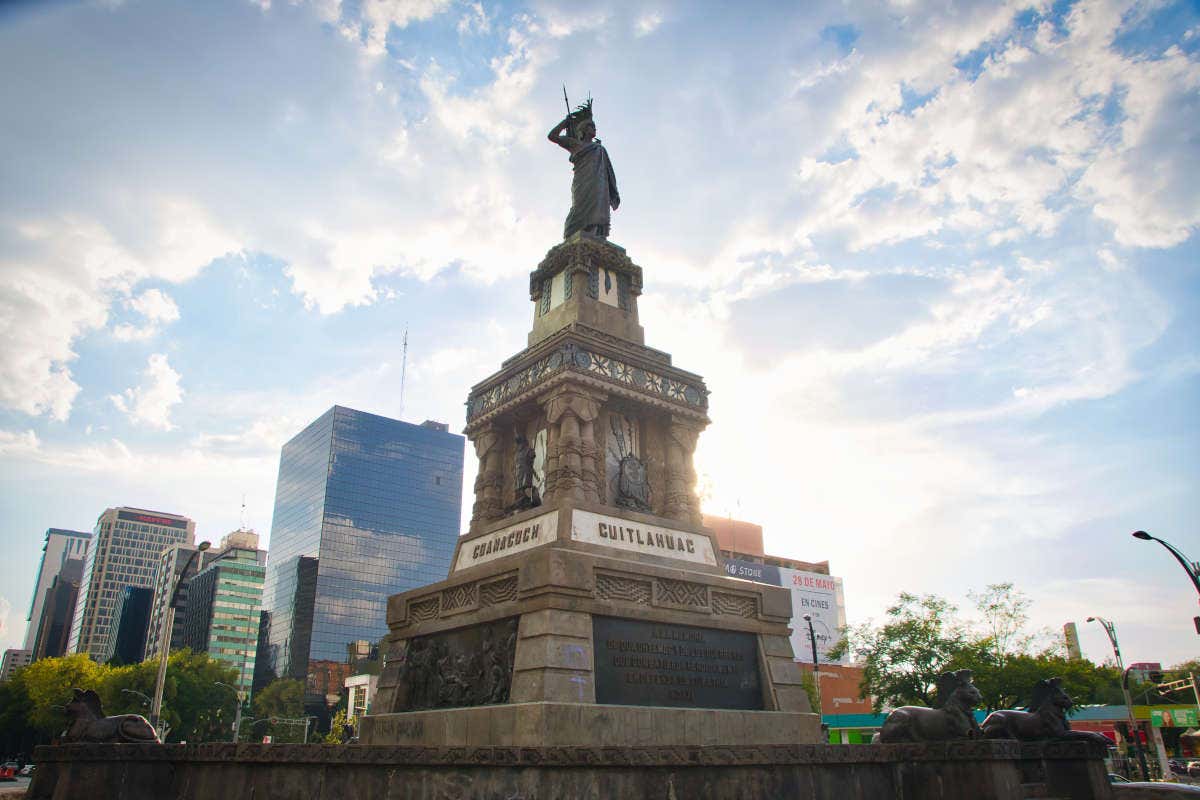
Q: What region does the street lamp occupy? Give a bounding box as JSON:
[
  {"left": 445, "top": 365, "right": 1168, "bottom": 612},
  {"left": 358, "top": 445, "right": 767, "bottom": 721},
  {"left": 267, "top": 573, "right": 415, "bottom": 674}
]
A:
[
  {"left": 214, "top": 681, "right": 245, "bottom": 743},
  {"left": 1086, "top": 616, "right": 1149, "bottom": 780},
  {"left": 802, "top": 613, "right": 822, "bottom": 716},
  {"left": 149, "top": 540, "right": 211, "bottom": 737},
  {"left": 1132, "top": 532, "right": 1200, "bottom": 635}
]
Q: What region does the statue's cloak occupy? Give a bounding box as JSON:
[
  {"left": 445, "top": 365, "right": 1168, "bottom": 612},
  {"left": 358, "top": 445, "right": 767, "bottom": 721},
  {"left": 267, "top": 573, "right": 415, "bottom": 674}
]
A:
[{"left": 565, "top": 141, "right": 619, "bottom": 239}]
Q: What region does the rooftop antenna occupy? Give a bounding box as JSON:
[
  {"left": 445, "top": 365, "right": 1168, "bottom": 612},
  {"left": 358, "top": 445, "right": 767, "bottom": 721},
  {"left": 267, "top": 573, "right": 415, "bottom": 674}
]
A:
[
  {"left": 399, "top": 326, "right": 409, "bottom": 420},
  {"left": 239, "top": 494, "right": 246, "bottom": 531}
]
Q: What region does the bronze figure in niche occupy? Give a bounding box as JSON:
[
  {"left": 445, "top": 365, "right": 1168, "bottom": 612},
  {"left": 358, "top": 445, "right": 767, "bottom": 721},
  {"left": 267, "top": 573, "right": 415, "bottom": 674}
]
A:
[
  {"left": 512, "top": 433, "right": 541, "bottom": 511},
  {"left": 608, "top": 414, "right": 651, "bottom": 512},
  {"left": 547, "top": 94, "right": 620, "bottom": 239},
  {"left": 391, "top": 617, "right": 519, "bottom": 712}
]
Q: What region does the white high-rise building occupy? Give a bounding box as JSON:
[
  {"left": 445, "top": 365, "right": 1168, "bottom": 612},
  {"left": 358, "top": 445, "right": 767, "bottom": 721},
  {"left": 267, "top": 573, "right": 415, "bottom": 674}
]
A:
[
  {"left": 68, "top": 507, "right": 195, "bottom": 661},
  {"left": 23, "top": 529, "right": 91, "bottom": 650}
]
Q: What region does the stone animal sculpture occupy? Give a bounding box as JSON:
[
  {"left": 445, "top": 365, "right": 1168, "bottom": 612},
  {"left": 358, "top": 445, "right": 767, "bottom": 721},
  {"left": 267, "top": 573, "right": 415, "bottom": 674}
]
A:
[
  {"left": 62, "top": 688, "right": 160, "bottom": 743},
  {"left": 875, "top": 670, "right": 984, "bottom": 743},
  {"left": 981, "top": 677, "right": 1112, "bottom": 744}
]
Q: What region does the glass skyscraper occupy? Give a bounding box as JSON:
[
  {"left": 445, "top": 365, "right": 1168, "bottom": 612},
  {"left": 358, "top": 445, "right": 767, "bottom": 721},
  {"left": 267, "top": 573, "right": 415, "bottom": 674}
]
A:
[{"left": 260, "top": 406, "right": 464, "bottom": 700}]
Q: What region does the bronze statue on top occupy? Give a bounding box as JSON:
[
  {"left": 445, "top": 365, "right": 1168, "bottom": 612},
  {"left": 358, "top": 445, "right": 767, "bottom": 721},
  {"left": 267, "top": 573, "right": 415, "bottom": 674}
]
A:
[
  {"left": 548, "top": 92, "right": 620, "bottom": 239},
  {"left": 875, "top": 670, "right": 983, "bottom": 743}
]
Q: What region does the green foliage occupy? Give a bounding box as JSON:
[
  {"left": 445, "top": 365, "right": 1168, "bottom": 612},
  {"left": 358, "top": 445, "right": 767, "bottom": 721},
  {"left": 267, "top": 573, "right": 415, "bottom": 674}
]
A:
[
  {"left": 1, "top": 650, "right": 240, "bottom": 745},
  {"left": 248, "top": 678, "right": 307, "bottom": 743},
  {"left": 323, "top": 709, "right": 351, "bottom": 743},
  {"left": 830, "top": 592, "right": 971, "bottom": 712},
  {"left": 834, "top": 584, "right": 1130, "bottom": 714},
  {"left": 20, "top": 654, "right": 106, "bottom": 735}
]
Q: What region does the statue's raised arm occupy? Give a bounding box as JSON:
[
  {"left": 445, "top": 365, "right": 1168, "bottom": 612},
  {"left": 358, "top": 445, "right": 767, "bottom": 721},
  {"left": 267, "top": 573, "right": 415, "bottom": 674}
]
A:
[{"left": 548, "top": 96, "right": 619, "bottom": 240}]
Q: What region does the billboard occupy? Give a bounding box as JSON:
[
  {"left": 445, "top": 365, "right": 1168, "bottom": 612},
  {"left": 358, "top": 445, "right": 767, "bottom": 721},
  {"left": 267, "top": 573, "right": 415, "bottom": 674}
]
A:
[
  {"left": 117, "top": 509, "right": 190, "bottom": 530},
  {"left": 778, "top": 568, "right": 848, "bottom": 666},
  {"left": 722, "top": 558, "right": 781, "bottom": 585}
]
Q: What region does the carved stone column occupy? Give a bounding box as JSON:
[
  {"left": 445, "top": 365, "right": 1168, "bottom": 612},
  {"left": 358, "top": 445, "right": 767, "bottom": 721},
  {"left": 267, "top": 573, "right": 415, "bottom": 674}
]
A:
[
  {"left": 666, "top": 417, "right": 703, "bottom": 525},
  {"left": 542, "top": 384, "right": 603, "bottom": 504},
  {"left": 469, "top": 426, "right": 504, "bottom": 529}
]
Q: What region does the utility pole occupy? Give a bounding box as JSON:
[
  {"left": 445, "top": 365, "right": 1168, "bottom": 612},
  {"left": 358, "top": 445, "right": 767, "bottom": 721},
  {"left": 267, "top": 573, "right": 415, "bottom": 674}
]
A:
[
  {"left": 1087, "top": 616, "right": 1149, "bottom": 780},
  {"left": 802, "top": 613, "right": 822, "bottom": 716}
]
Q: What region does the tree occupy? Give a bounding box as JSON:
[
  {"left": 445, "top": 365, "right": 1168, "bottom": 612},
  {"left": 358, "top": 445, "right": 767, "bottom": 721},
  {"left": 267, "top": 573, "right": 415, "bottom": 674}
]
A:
[
  {"left": 250, "top": 678, "right": 306, "bottom": 743},
  {"left": 155, "top": 649, "right": 239, "bottom": 743},
  {"left": 967, "top": 583, "right": 1035, "bottom": 667},
  {"left": 19, "top": 654, "right": 106, "bottom": 736},
  {"left": 829, "top": 592, "right": 971, "bottom": 712}
]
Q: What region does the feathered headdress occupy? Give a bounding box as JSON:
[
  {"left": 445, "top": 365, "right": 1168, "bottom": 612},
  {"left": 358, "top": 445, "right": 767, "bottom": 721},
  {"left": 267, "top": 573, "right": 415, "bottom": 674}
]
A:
[{"left": 564, "top": 89, "right": 594, "bottom": 137}]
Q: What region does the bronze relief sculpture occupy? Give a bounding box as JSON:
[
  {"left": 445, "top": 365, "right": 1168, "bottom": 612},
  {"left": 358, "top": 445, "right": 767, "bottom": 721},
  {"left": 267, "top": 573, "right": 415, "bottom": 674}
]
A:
[
  {"left": 548, "top": 94, "right": 620, "bottom": 240},
  {"left": 875, "top": 670, "right": 983, "bottom": 743}
]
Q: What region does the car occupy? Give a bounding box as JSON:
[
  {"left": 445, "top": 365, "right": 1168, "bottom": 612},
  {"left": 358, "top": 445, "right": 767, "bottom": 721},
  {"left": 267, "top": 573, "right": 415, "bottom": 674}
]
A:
[
  {"left": 19, "top": 764, "right": 34, "bottom": 777},
  {"left": 1188, "top": 761, "right": 1200, "bottom": 779},
  {"left": 1113, "top": 783, "right": 1200, "bottom": 795}
]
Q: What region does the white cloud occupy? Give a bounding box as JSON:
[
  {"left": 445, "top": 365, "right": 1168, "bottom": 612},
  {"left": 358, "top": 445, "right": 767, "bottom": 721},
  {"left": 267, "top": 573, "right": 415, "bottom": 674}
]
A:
[
  {"left": 110, "top": 353, "right": 185, "bottom": 431},
  {"left": 634, "top": 11, "right": 663, "bottom": 37},
  {"left": 112, "top": 288, "right": 181, "bottom": 341},
  {"left": 0, "top": 429, "right": 41, "bottom": 456},
  {"left": 0, "top": 202, "right": 234, "bottom": 421},
  {"left": 457, "top": 1, "right": 490, "bottom": 35}
]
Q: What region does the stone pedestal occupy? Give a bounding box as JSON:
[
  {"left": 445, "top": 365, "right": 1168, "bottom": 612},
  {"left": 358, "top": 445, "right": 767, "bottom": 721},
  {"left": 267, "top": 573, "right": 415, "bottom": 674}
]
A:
[
  {"left": 362, "top": 502, "right": 819, "bottom": 746},
  {"left": 363, "top": 235, "right": 819, "bottom": 747}
]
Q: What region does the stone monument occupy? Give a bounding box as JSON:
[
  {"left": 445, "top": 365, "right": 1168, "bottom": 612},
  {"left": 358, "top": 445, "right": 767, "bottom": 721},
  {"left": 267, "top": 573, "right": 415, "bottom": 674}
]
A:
[{"left": 358, "top": 100, "right": 819, "bottom": 749}]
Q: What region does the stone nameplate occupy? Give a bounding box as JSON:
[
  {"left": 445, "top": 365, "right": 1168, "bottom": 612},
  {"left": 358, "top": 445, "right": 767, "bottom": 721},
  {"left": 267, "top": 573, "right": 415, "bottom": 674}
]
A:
[
  {"left": 571, "top": 509, "right": 717, "bottom": 566},
  {"left": 593, "top": 616, "right": 762, "bottom": 710},
  {"left": 455, "top": 510, "right": 558, "bottom": 572}
]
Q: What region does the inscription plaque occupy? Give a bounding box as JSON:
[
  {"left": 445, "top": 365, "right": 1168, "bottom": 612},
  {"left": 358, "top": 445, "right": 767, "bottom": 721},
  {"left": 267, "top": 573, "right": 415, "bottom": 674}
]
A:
[{"left": 593, "top": 616, "right": 763, "bottom": 709}]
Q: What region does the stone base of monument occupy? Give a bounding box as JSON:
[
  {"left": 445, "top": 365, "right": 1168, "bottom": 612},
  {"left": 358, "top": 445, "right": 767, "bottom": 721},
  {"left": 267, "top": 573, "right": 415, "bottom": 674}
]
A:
[
  {"left": 28, "top": 740, "right": 1115, "bottom": 800},
  {"left": 358, "top": 501, "right": 820, "bottom": 748},
  {"left": 360, "top": 702, "right": 816, "bottom": 747}
]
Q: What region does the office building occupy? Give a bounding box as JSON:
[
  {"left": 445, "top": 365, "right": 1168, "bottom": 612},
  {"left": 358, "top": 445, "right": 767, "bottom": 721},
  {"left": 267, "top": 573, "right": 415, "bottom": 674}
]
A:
[
  {"left": 23, "top": 528, "right": 91, "bottom": 650},
  {"left": 260, "top": 406, "right": 463, "bottom": 701},
  {"left": 143, "top": 543, "right": 218, "bottom": 662},
  {"left": 0, "top": 649, "right": 32, "bottom": 681},
  {"left": 31, "top": 557, "right": 85, "bottom": 660},
  {"left": 68, "top": 507, "right": 195, "bottom": 660},
  {"left": 103, "top": 586, "right": 153, "bottom": 665},
  {"left": 179, "top": 531, "right": 267, "bottom": 693}
]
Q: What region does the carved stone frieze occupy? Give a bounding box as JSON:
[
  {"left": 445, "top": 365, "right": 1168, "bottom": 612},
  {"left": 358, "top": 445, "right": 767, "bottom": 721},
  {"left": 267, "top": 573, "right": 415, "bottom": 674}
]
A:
[
  {"left": 655, "top": 577, "right": 709, "bottom": 609},
  {"left": 594, "top": 572, "right": 652, "bottom": 605},
  {"left": 466, "top": 342, "right": 707, "bottom": 426},
  {"left": 528, "top": 236, "right": 644, "bottom": 302}
]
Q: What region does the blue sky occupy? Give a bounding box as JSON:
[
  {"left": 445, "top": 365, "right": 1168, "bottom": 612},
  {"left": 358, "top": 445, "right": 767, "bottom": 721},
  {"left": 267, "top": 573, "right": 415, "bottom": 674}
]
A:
[{"left": 1, "top": 0, "right": 1197, "bottom": 668}]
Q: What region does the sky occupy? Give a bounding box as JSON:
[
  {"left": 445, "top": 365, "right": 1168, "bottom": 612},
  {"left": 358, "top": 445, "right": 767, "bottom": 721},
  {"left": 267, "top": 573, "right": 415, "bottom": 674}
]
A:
[{"left": 0, "top": 0, "right": 1197, "bottom": 670}]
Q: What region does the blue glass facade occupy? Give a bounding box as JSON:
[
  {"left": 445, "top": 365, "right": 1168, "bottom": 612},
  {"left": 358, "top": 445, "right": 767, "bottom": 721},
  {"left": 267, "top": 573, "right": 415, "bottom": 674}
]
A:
[{"left": 260, "top": 406, "right": 464, "bottom": 692}]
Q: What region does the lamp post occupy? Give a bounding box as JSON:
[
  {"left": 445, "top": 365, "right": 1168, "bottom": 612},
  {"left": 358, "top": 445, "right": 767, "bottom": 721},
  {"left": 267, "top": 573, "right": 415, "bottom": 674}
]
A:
[
  {"left": 802, "top": 613, "right": 822, "bottom": 716},
  {"left": 214, "top": 681, "right": 244, "bottom": 743},
  {"left": 1087, "top": 616, "right": 1148, "bottom": 780},
  {"left": 1132, "top": 531, "right": 1200, "bottom": 635},
  {"left": 149, "top": 540, "right": 210, "bottom": 737}
]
